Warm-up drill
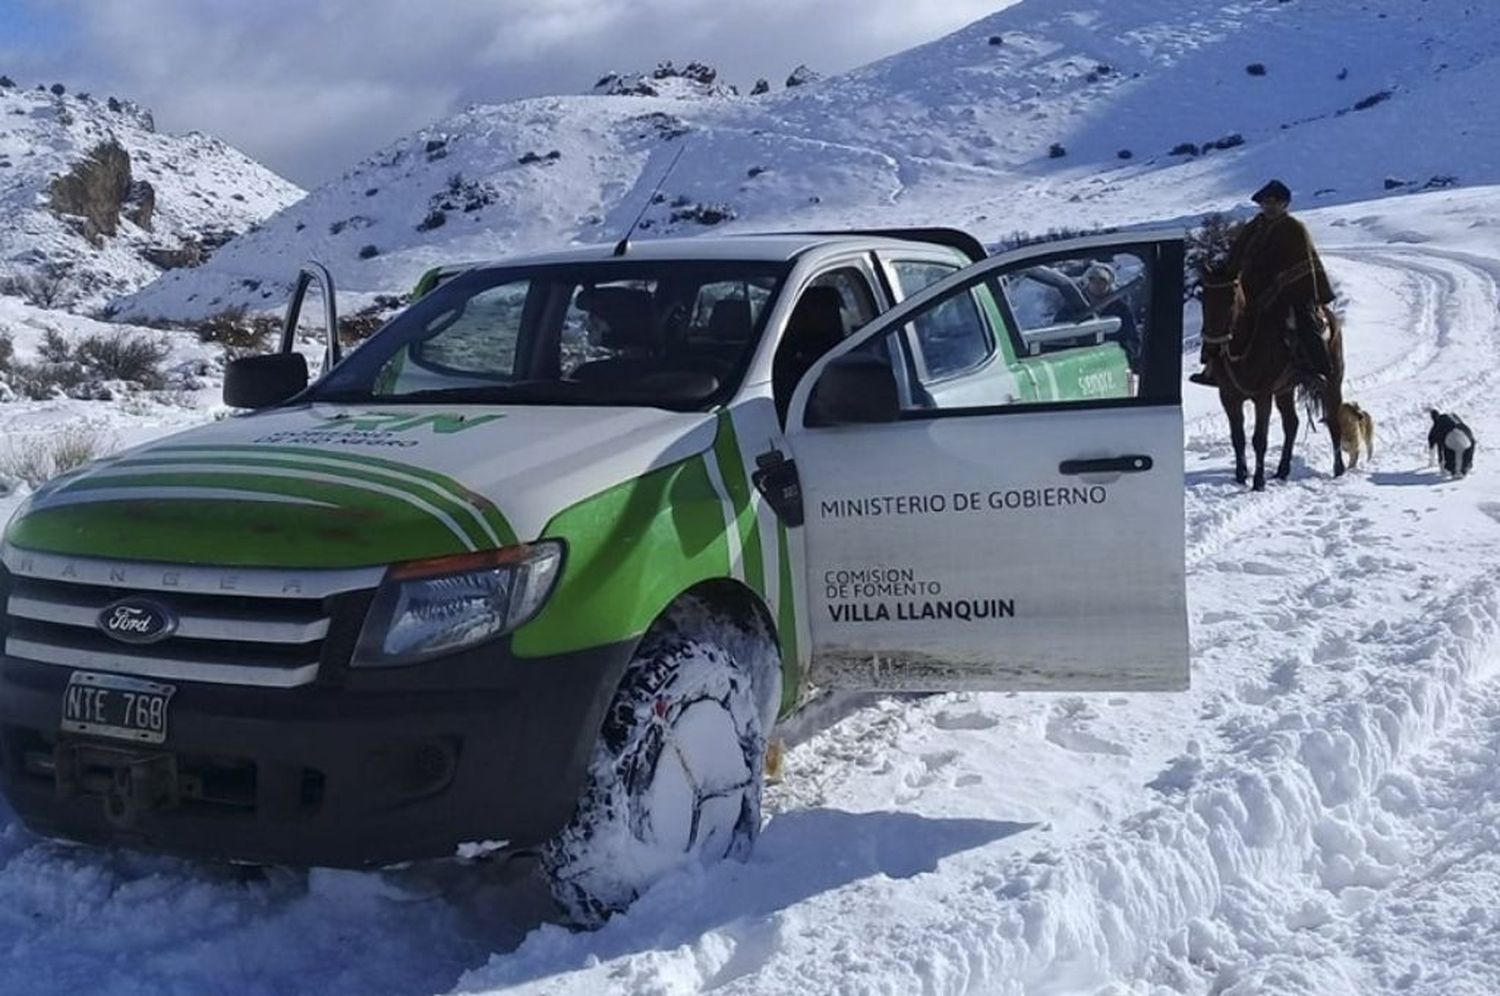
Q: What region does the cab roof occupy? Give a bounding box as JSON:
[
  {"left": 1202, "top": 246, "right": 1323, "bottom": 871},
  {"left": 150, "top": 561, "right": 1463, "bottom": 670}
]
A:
[{"left": 424, "top": 228, "right": 986, "bottom": 277}]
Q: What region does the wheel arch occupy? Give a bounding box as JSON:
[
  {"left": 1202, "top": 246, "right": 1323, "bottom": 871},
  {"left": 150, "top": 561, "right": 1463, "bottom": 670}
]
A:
[{"left": 651, "top": 578, "right": 786, "bottom": 733}]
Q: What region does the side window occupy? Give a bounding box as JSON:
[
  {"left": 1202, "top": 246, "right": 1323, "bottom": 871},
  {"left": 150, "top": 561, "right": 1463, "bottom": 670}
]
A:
[
  {"left": 773, "top": 266, "right": 877, "bottom": 425},
  {"left": 997, "top": 251, "right": 1148, "bottom": 374},
  {"left": 811, "top": 268, "right": 878, "bottom": 330},
  {"left": 890, "top": 260, "right": 995, "bottom": 383},
  {"left": 689, "top": 280, "right": 772, "bottom": 334},
  {"left": 404, "top": 281, "right": 527, "bottom": 380},
  {"left": 890, "top": 260, "right": 955, "bottom": 295},
  {"left": 811, "top": 245, "right": 1166, "bottom": 418}
]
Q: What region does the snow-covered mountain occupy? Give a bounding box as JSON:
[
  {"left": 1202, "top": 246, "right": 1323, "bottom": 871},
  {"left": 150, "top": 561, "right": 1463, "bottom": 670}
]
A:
[
  {"left": 0, "top": 79, "right": 303, "bottom": 313},
  {"left": 118, "top": 0, "right": 1497, "bottom": 322}
]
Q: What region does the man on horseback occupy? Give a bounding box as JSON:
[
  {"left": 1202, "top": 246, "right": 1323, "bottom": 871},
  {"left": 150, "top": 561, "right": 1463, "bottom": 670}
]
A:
[{"left": 1190, "top": 179, "right": 1337, "bottom": 387}]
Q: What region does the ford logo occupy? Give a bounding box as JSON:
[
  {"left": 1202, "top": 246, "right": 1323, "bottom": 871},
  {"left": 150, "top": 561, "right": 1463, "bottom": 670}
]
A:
[{"left": 97, "top": 598, "right": 178, "bottom": 645}]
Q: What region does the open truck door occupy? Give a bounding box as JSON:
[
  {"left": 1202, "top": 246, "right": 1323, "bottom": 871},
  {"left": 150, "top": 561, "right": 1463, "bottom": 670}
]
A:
[{"left": 784, "top": 232, "right": 1189, "bottom": 691}]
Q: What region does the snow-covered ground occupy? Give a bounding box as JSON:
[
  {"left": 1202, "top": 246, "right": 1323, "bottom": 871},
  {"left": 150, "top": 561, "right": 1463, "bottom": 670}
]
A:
[
  {"left": 2, "top": 184, "right": 1498, "bottom": 995},
  {"left": 5, "top": 0, "right": 1500, "bottom": 991},
  {"left": 0, "top": 295, "right": 224, "bottom": 486}
]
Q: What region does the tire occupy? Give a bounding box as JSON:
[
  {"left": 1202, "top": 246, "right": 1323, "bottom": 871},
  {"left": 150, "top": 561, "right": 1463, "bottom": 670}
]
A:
[{"left": 541, "top": 602, "right": 777, "bottom": 926}]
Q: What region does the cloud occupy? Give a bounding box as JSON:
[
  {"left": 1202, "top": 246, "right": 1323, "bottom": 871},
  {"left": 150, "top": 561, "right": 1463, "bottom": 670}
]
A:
[{"left": 3, "top": 0, "right": 1012, "bottom": 186}]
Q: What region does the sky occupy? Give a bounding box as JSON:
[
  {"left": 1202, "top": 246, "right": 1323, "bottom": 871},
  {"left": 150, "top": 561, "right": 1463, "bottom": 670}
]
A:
[{"left": 0, "top": 0, "right": 1015, "bottom": 188}]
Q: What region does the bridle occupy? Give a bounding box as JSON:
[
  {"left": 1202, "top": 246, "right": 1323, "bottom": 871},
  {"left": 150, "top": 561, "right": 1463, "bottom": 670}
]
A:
[{"left": 1199, "top": 275, "right": 1247, "bottom": 354}]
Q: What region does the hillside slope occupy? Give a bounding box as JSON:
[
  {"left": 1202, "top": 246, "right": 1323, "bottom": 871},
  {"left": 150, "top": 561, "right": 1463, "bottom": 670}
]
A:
[
  {"left": 0, "top": 80, "right": 303, "bottom": 313},
  {"left": 118, "top": 0, "right": 1498, "bottom": 321}
]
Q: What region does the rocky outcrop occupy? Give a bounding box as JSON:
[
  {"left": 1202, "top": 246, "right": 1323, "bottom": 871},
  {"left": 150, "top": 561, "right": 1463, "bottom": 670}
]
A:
[
  {"left": 142, "top": 241, "right": 204, "bottom": 270},
  {"left": 47, "top": 139, "right": 137, "bottom": 246},
  {"left": 124, "top": 179, "right": 155, "bottom": 231},
  {"left": 593, "top": 61, "right": 738, "bottom": 99},
  {"left": 785, "top": 65, "right": 822, "bottom": 88},
  {"left": 141, "top": 228, "right": 239, "bottom": 271}
]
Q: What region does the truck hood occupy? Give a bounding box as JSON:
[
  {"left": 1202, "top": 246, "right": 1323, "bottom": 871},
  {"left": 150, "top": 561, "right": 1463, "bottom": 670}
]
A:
[{"left": 6, "top": 404, "right": 717, "bottom": 568}]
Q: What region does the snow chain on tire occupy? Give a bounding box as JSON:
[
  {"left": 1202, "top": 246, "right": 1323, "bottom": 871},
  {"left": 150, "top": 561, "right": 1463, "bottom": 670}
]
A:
[{"left": 541, "top": 606, "right": 771, "bottom": 926}]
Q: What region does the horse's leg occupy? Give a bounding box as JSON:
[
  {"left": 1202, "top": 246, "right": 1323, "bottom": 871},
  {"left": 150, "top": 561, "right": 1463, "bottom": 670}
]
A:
[
  {"left": 1251, "top": 394, "right": 1272, "bottom": 491},
  {"left": 1275, "top": 390, "right": 1299, "bottom": 480},
  {"left": 1221, "top": 386, "right": 1248, "bottom": 484}
]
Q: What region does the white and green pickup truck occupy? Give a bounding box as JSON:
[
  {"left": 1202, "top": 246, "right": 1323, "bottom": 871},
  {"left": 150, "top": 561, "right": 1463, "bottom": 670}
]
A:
[{"left": 0, "top": 228, "right": 1188, "bottom": 922}]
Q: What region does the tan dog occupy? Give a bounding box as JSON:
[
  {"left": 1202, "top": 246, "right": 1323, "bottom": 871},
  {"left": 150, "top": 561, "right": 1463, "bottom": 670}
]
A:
[{"left": 1338, "top": 401, "right": 1375, "bottom": 469}]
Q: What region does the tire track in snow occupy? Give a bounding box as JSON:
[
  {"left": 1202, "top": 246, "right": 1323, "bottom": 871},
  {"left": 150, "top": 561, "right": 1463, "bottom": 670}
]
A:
[
  {"left": 1162, "top": 664, "right": 1500, "bottom": 993},
  {"left": 1182, "top": 246, "right": 1498, "bottom": 573}
]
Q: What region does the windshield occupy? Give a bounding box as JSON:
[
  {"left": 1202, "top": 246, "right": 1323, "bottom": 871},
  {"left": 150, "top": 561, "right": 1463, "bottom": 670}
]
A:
[{"left": 311, "top": 259, "right": 789, "bottom": 410}]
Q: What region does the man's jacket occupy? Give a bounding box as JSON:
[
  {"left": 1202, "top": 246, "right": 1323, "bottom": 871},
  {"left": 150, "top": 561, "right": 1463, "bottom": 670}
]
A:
[{"left": 1227, "top": 214, "right": 1335, "bottom": 316}]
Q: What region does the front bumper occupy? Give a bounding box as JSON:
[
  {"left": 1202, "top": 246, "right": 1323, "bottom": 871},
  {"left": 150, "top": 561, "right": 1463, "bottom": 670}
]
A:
[{"left": 0, "top": 637, "right": 634, "bottom": 867}]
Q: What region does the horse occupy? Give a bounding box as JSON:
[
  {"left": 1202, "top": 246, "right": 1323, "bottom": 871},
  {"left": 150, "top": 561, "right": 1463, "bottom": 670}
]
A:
[{"left": 1198, "top": 264, "right": 1346, "bottom": 490}]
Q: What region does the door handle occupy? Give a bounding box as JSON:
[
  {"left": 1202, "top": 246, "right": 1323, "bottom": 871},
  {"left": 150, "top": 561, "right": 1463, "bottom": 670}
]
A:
[
  {"left": 752, "top": 450, "right": 805, "bottom": 527},
  {"left": 1059, "top": 455, "right": 1153, "bottom": 475}
]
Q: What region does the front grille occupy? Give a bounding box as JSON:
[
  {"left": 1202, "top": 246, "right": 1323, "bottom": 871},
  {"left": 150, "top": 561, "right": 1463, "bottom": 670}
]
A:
[{"left": 1, "top": 548, "right": 383, "bottom": 688}]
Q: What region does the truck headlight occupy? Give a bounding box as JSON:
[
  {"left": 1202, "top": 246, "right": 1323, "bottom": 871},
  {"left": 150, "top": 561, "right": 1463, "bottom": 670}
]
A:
[{"left": 353, "top": 542, "right": 563, "bottom": 667}]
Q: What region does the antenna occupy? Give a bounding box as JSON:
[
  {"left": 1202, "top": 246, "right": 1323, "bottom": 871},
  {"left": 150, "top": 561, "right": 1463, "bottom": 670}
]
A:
[{"left": 614, "top": 143, "right": 687, "bottom": 257}]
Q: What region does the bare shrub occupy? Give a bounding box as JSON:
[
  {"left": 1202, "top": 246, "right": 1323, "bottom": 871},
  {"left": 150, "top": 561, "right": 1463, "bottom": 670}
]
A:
[
  {"left": 194, "top": 306, "right": 278, "bottom": 357},
  {"left": 0, "top": 264, "right": 72, "bottom": 308},
  {"left": 338, "top": 296, "right": 403, "bottom": 348},
  {"left": 0, "top": 425, "right": 114, "bottom": 488},
  {"left": 37, "top": 328, "right": 71, "bottom": 363},
  {"left": 74, "top": 331, "right": 171, "bottom": 388},
  {"left": 8, "top": 328, "right": 84, "bottom": 397},
  {"left": 1185, "top": 212, "right": 1247, "bottom": 299},
  {"left": 338, "top": 312, "right": 385, "bottom": 347},
  {"left": 6, "top": 328, "right": 170, "bottom": 398}
]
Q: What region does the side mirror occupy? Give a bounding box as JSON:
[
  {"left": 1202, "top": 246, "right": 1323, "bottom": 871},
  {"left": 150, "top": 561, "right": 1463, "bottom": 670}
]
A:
[
  {"left": 807, "top": 352, "right": 899, "bottom": 426},
  {"left": 224, "top": 353, "right": 309, "bottom": 409}
]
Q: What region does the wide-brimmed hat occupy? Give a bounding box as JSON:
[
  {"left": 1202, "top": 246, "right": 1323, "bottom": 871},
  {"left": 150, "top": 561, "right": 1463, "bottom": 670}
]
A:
[{"left": 1251, "top": 179, "right": 1292, "bottom": 204}]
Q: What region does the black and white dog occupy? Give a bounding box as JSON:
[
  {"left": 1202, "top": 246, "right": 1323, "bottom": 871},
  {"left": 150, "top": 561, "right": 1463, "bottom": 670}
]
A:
[{"left": 1428, "top": 409, "right": 1476, "bottom": 478}]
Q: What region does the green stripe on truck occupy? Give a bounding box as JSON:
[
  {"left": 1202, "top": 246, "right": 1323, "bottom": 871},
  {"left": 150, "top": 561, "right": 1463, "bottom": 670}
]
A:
[
  {"left": 512, "top": 455, "right": 731, "bottom": 658},
  {"left": 712, "top": 412, "right": 767, "bottom": 598}
]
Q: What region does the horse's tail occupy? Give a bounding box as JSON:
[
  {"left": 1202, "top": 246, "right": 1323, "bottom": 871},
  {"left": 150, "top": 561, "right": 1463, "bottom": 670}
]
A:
[{"left": 1298, "top": 303, "right": 1343, "bottom": 424}]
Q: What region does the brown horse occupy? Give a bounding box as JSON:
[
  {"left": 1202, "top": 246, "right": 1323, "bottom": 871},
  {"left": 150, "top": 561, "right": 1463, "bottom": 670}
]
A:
[{"left": 1199, "top": 264, "right": 1345, "bottom": 490}]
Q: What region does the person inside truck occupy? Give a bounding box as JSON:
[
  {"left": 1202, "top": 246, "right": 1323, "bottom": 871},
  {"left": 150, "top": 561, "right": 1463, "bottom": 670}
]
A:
[
  {"left": 1079, "top": 262, "right": 1142, "bottom": 369},
  {"left": 568, "top": 284, "right": 662, "bottom": 384}
]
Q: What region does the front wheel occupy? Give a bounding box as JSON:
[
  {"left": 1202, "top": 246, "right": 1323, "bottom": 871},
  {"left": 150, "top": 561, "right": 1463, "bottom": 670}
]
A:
[{"left": 541, "top": 610, "right": 773, "bottom": 926}]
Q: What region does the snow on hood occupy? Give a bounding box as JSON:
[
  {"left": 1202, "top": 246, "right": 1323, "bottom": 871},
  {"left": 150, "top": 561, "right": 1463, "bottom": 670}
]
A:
[{"left": 4, "top": 403, "right": 715, "bottom": 569}]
